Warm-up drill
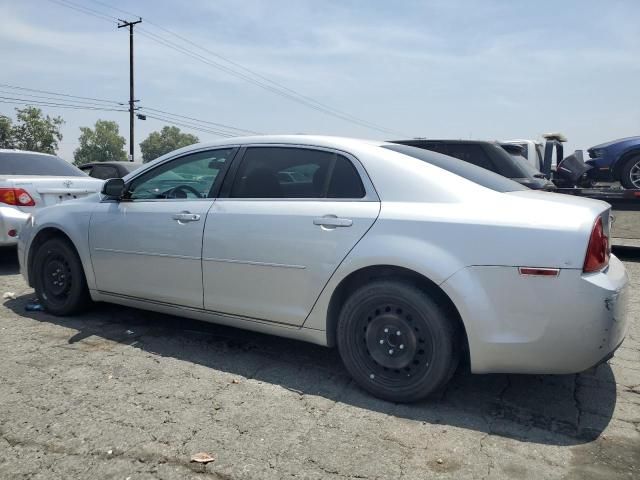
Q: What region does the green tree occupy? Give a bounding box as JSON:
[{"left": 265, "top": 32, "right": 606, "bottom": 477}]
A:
[
  {"left": 0, "top": 114, "right": 13, "bottom": 149},
  {"left": 10, "top": 107, "right": 64, "bottom": 153},
  {"left": 140, "top": 126, "right": 199, "bottom": 162},
  {"left": 73, "top": 120, "right": 127, "bottom": 165}
]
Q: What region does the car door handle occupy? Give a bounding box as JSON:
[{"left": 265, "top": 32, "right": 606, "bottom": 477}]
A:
[
  {"left": 313, "top": 216, "right": 353, "bottom": 227},
  {"left": 172, "top": 212, "right": 201, "bottom": 223}
]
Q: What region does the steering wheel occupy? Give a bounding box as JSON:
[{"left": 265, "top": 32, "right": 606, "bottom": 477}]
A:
[{"left": 165, "top": 185, "right": 203, "bottom": 199}]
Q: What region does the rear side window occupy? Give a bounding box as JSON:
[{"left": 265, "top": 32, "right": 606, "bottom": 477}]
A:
[
  {"left": 0, "top": 152, "right": 85, "bottom": 176},
  {"left": 230, "top": 147, "right": 365, "bottom": 199},
  {"left": 382, "top": 144, "right": 527, "bottom": 192}
]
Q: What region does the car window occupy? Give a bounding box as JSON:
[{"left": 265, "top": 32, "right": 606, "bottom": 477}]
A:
[
  {"left": 230, "top": 147, "right": 365, "bottom": 199},
  {"left": 327, "top": 155, "right": 365, "bottom": 198},
  {"left": 382, "top": 144, "right": 527, "bottom": 192},
  {"left": 127, "top": 149, "right": 234, "bottom": 200},
  {"left": 445, "top": 144, "right": 495, "bottom": 171},
  {"left": 0, "top": 152, "right": 86, "bottom": 176},
  {"left": 90, "top": 165, "right": 119, "bottom": 180}
]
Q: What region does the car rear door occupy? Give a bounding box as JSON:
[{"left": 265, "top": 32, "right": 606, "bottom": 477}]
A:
[
  {"left": 202, "top": 145, "right": 380, "bottom": 326},
  {"left": 89, "top": 148, "right": 236, "bottom": 308}
]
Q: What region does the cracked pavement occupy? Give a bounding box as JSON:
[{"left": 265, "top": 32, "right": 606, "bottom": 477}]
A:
[{"left": 0, "top": 247, "right": 638, "bottom": 479}]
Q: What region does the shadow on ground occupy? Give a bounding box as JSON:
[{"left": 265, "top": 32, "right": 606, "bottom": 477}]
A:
[
  {"left": 0, "top": 247, "right": 19, "bottom": 275},
  {"left": 3, "top": 286, "right": 618, "bottom": 448},
  {"left": 613, "top": 245, "right": 640, "bottom": 263}
]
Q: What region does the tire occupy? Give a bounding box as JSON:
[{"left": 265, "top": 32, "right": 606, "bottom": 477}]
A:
[
  {"left": 336, "top": 279, "right": 459, "bottom": 403},
  {"left": 619, "top": 154, "right": 640, "bottom": 189},
  {"left": 33, "top": 237, "right": 90, "bottom": 315}
]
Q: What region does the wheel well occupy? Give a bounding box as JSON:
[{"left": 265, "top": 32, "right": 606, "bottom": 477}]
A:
[
  {"left": 27, "top": 228, "right": 76, "bottom": 287},
  {"left": 614, "top": 149, "right": 640, "bottom": 178},
  {"left": 325, "top": 265, "right": 469, "bottom": 362}
]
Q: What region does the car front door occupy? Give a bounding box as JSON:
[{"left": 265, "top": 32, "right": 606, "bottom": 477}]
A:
[
  {"left": 202, "top": 145, "right": 380, "bottom": 326},
  {"left": 89, "top": 148, "right": 236, "bottom": 308}
]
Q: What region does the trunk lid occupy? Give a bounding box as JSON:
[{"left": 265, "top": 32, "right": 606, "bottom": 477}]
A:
[{"left": 6, "top": 176, "right": 104, "bottom": 210}]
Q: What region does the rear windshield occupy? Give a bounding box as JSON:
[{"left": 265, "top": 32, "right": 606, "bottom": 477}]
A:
[
  {"left": 0, "top": 152, "right": 85, "bottom": 176},
  {"left": 382, "top": 144, "right": 527, "bottom": 192}
]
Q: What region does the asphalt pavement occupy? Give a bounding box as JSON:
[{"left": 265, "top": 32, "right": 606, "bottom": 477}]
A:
[{"left": 0, "top": 247, "right": 638, "bottom": 479}]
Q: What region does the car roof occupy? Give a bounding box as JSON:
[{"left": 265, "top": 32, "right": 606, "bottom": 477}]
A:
[
  {"left": 390, "top": 139, "right": 496, "bottom": 146},
  {"left": 81, "top": 161, "right": 145, "bottom": 167},
  {"left": 0, "top": 148, "right": 58, "bottom": 157},
  {"left": 143, "top": 135, "right": 387, "bottom": 166}
]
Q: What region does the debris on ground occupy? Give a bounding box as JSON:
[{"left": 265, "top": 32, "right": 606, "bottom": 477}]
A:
[
  {"left": 125, "top": 329, "right": 135, "bottom": 335},
  {"left": 2, "top": 292, "right": 16, "bottom": 300},
  {"left": 231, "top": 379, "right": 240, "bottom": 384},
  {"left": 190, "top": 452, "right": 216, "bottom": 464},
  {"left": 24, "top": 301, "right": 44, "bottom": 312},
  {"left": 436, "top": 458, "right": 444, "bottom": 464}
]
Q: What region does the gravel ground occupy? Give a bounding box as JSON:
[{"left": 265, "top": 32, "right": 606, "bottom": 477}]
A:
[{"left": 0, "top": 247, "right": 638, "bottom": 480}]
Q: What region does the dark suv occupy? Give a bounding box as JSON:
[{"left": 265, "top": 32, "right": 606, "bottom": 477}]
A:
[{"left": 390, "top": 139, "right": 555, "bottom": 190}]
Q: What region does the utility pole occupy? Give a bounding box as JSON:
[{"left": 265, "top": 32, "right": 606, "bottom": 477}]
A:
[{"left": 118, "top": 18, "right": 142, "bottom": 161}]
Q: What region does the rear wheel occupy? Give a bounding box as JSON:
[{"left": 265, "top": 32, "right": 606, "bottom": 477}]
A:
[
  {"left": 33, "top": 237, "right": 90, "bottom": 315},
  {"left": 619, "top": 154, "right": 640, "bottom": 189},
  {"left": 337, "top": 280, "right": 459, "bottom": 403}
]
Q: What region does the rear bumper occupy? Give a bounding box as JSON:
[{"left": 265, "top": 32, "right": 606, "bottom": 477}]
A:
[
  {"left": 441, "top": 255, "right": 629, "bottom": 374},
  {"left": 0, "top": 207, "right": 30, "bottom": 246}
]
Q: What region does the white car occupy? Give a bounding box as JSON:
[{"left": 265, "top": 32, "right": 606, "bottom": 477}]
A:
[
  {"left": 17, "top": 136, "right": 629, "bottom": 402},
  {"left": 0, "top": 149, "right": 104, "bottom": 245},
  {"left": 502, "top": 139, "right": 545, "bottom": 171}
]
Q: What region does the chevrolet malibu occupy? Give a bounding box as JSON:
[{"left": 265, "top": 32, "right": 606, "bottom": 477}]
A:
[{"left": 17, "top": 136, "right": 629, "bottom": 402}]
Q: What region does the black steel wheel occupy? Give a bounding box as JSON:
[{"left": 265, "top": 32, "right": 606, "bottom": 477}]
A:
[
  {"left": 33, "top": 237, "right": 90, "bottom": 315},
  {"left": 337, "top": 280, "right": 459, "bottom": 402}
]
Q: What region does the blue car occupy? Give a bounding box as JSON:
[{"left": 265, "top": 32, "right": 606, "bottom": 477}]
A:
[{"left": 587, "top": 136, "right": 640, "bottom": 189}]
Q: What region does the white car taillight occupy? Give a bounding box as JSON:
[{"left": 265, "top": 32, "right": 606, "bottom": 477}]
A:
[{"left": 583, "top": 216, "right": 610, "bottom": 273}]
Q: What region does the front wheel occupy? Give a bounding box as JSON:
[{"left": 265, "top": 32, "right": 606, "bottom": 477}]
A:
[
  {"left": 337, "top": 280, "right": 459, "bottom": 403},
  {"left": 619, "top": 154, "right": 640, "bottom": 189},
  {"left": 33, "top": 237, "right": 90, "bottom": 316}
]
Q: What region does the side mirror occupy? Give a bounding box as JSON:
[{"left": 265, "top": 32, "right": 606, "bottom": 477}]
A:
[{"left": 101, "top": 178, "right": 126, "bottom": 198}]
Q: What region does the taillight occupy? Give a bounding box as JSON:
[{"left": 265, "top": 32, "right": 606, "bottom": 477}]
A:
[
  {"left": 0, "top": 188, "right": 36, "bottom": 207},
  {"left": 583, "top": 216, "right": 610, "bottom": 273}
]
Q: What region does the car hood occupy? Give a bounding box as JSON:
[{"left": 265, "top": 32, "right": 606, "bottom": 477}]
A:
[{"left": 589, "top": 136, "right": 640, "bottom": 150}]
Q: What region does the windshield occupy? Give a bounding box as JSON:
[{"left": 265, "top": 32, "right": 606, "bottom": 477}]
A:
[
  {"left": 382, "top": 144, "right": 527, "bottom": 192},
  {"left": 487, "top": 143, "right": 540, "bottom": 179},
  {"left": 0, "top": 152, "right": 86, "bottom": 176},
  {"left": 505, "top": 151, "right": 546, "bottom": 177}
]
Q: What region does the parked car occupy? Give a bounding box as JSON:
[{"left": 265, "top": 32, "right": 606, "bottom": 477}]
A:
[
  {"left": 0, "top": 206, "right": 30, "bottom": 246},
  {"left": 390, "top": 139, "right": 555, "bottom": 190},
  {"left": 18, "top": 136, "right": 628, "bottom": 402},
  {"left": 0, "top": 149, "right": 103, "bottom": 245},
  {"left": 586, "top": 136, "right": 640, "bottom": 189},
  {"left": 78, "top": 161, "right": 144, "bottom": 179}
]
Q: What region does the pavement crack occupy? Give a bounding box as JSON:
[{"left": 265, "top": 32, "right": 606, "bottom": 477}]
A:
[
  {"left": 478, "top": 433, "right": 493, "bottom": 480},
  {"left": 573, "top": 373, "right": 583, "bottom": 436}
]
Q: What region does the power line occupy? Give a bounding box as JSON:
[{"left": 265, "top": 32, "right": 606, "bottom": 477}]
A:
[
  {"left": 0, "top": 84, "right": 256, "bottom": 134},
  {"left": 137, "top": 28, "right": 401, "bottom": 136},
  {"left": 0, "top": 89, "right": 122, "bottom": 108},
  {"left": 45, "top": 0, "right": 117, "bottom": 24},
  {"left": 0, "top": 96, "right": 128, "bottom": 112},
  {"left": 86, "top": 0, "right": 406, "bottom": 136},
  {"left": 144, "top": 113, "right": 236, "bottom": 138},
  {"left": 139, "top": 106, "right": 260, "bottom": 135},
  {"left": 0, "top": 83, "right": 121, "bottom": 105}
]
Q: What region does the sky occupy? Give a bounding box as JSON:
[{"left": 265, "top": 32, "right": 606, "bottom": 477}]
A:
[{"left": 0, "top": 0, "right": 638, "bottom": 162}]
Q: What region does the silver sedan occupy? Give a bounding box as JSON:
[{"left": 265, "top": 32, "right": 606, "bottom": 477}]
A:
[{"left": 17, "top": 136, "right": 629, "bottom": 402}]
